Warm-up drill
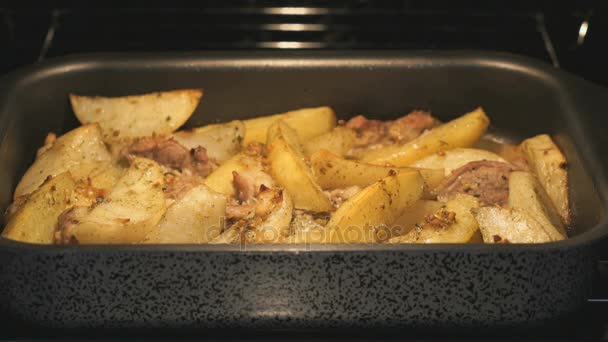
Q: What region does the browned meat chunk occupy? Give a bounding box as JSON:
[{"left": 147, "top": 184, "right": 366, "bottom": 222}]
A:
[
  {"left": 346, "top": 110, "right": 438, "bottom": 149},
  {"left": 124, "top": 136, "right": 218, "bottom": 177},
  {"left": 436, "top": 161, "right": 515, "bottom": 206},
  {"left": 386, "top": 110, "right": 439, "bottom": 143}
]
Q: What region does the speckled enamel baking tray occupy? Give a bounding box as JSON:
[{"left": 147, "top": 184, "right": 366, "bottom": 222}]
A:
[{"left": 0, "top": 51, "right": 606, "bottom": 331}]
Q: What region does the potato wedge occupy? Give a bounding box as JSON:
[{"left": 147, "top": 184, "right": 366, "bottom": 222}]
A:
[
  {"left": 67, "top": 162, "right": 126, "bottom": 208},
  {"left": 62, "top": 158, "right": 166, "bottom": 244},
  {"left": 70, "top": 89, "right": 202, "bottom": 138},
  {"left": 411, "top": 148, "right": 508, "bottom": 175},
  {"left": 143, "top": 184, "right": 226, "bottom": 244},
  {"left": 14, "top": 124, "right": 112, "bottom": 199},
  {"left": 520, "top": 134, "right": 570, "bottom": 225},
  {"left": 203, "top": 152, "right": 272, "bottom": 197},
  {"left": 391, "top": 200, "right": 444, "bottom": 238},
  {"left": 325, "top": 171, "right": 424, "bottom": 243},
  {"left": 310, "top": 150, "right": 444, "bottom": 192},
  {"left": 389, "top": 194, "right": 480, "bottom": 243},
  {"left": 508, "top": 171, "right": 566, "bottom": 241},
  {"left": 2, "top": 173, "right": 76, "bottom": 244},
  {"left": 255, "top": 189, "right": 294, "bottom": 243},
  {"left": 173, "top": 120, "right": 245, "bottom": 162},
  {"left": 210, "top": 188, "right": 293, "bottom": 244},
  {"left": 303, "top": 126, "right": 356, "bottom": 157},
  {"left": 361, "top": 107, "right": 490, "bottom": 166},
  {"left": 267, "top": 121, "right": 333, "bottom": 211},
  {"left": 285, "top": 214, "right": 328, "bottom": 244},
  {"left": 243, "top": 106, "right": 336, "bottom": 144},
  {"left": 473, "top": 207, "right": 554, "bottom": 243}
]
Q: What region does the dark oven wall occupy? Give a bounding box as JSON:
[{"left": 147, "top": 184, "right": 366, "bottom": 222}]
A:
[{"left": 0, "top": 1, "right": 605, "bottom": 84}]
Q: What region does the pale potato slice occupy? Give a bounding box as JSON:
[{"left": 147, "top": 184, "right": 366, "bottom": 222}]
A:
[
  {"left": 203, "top": 152, "right": 271, "bottom": 197},
  {"left": 473, "top": 206, "right": 553, "bottom": 243},
  {"left": 68, "top": 162, "right": 126, "bottom": 208},
  {"left": 361, "top": 107, "right": 490, "bottom": 166},
  {"left": 508, "top": 171, "right": 566, "bottom": 241},
  {"left": 64, "top": 158, "right": 166, "bottom": 244},
  {"left": 143, "top": 184, "right": 226, "bottom": 244},
  {"left": 14, "top": 124, "right": 111, "bottom": 199},
  {"left": 325, "top": 171, "right": 424, "bottom": 243},
  {"left": 243, "top": 106, "right": 336, "bottom": 144},
  {"left": 389, "top": 194, "right": 480, "bottom": 243},
  {"left": 303, "top": 126, "right": 356, "bottom": 157},
  {"left": 70, "top": 89, "right": 202, "bottom": 138},
  {"left": 520, "top": 134, "right": 570, "bottom": 225},
  {"left": 173, "top": 120, "right": 245, "bottom": 162},
  {"left": 255, "top": 189, "right": 294, "bottom": 243},
  {"left": 391, "top": 200, "right": 444, "bottom": 238},
  {"left": 267, "top": 121, "right": 333, "bottom": 212},
  {"left": 285, "top": 215, "right": 327, "bottom": 244},
  {"left": 209, "top": 223, "right": 240, "bottom": 244},
  {"left": 411, "top": 148, "right": 508, "bottom": 175},
  {"left": 310, "top": 150, "right": 444, "bottom": 192},
  {"left": 3, "top": 172, "right": 76, "bottom": 244}
]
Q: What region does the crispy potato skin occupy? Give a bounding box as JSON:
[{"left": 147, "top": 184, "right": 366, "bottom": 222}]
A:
[
  {"left": 267, "top": 121, "right": 333, "bottom": 212},
  {"left": 520, "top": 134, "right": 570, "bottom": 225},
  {"left": 361, "top": 107, "right": 490, "bottom": 166},
  {"left": 326, "top": 171, "right": 424, "bottom": 243},
  {"left": 3, "top": 173, "right": 76, "bottom": 244},
  {"left": 243, "top": 106, "right": 336, "bottom": 144},
  {"left": 70, "top": 89, "right": 202, "bottom": 138}
]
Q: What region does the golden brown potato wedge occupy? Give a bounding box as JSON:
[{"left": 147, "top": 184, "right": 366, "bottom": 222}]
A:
[
  {"left": 173, "top": 120, "right": 245, "bottom": 162},
  {"left": 303, "top": 126, "right": 356, "bottom": 157},
  {"left": 389, "top": 194, "right": 481, "bottom": 243},
  {"left": 310, "top": 150, "right": 444, "bottom": 192},
  {"left": 70, "top": 89, "right": 202, "bottom": 138},
  {"left": 14, "top": 124, "right": 112, "bottom": 199},
  {"left": 473, "top": 207, "right": 554, "bottom": 243},
  {"left": 325, "top": 171, "right": 424, "bottom": 243},
  {"left": 143, "top": 184, "right": 226, "bottom": 244},
  {"left": 361, "top": 107, "right": 490, "bottom": 166},
  {"left": 61, "top": 158, "right": 166, "bottom": 244},
  {"left": 411, "top": 148, "right": 508, "bottom": 175},
  {"left": 3, "top": 172, "right": 76, "bottom": 244},
  {"left": 243, "top": 106, "right": 336, "bottom": 144},
  {"left": 267, "top": 121, "right": 333, "bottom": 211},
  {"left": 508, "top": 171, "right": 566, "bottom": 241},
  {"left": 390, "top": 200, "right": 445, "bottom": 238},
  {"left": 520, "top": 134, "right": 570, "bottom": 225}
]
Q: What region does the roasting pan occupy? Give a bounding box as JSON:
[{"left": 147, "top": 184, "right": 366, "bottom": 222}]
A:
[{"left": 0, "top": 51, "right": 606, "bottom": 332}]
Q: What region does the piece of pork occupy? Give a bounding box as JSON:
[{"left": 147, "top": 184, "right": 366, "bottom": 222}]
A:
[{"left": 435, "top": 161, "right": 515, "bottom": 206}]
